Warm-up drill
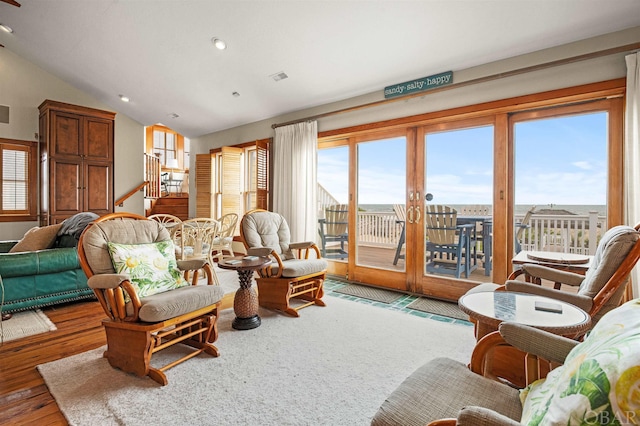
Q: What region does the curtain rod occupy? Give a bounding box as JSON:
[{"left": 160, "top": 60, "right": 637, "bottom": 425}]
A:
[{"left": 272, "top": 42, "right": 640, "bottom": 130}]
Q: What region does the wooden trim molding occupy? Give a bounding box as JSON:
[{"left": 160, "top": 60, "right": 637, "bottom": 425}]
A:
[{"left": 319, "top": 79, "right": 625, "bottom": 139}]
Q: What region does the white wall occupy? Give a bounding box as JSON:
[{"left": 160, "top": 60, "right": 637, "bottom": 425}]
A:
[{"left": 0, "top": 48, "right": 146, "bottom": 240}]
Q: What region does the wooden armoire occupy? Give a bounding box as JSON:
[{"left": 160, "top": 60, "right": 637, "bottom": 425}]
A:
[{"left": 38, "top": 100, "right": 115, "bottom": 225}]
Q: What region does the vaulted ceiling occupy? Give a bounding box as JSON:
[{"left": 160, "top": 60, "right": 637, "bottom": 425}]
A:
[{"left": 1, "top": 0, "right": 640, "bottom": 138}]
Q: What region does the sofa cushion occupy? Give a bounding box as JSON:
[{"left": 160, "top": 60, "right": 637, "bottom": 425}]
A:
[
  {"left": 107, "top": 241, "right": 188, "bottom": 300},
  {"left": 9, "top": 224, "right": 63, "bottom": 253},
  {"left": 520, "top": 298, "right": 640, "bottom": 424}
]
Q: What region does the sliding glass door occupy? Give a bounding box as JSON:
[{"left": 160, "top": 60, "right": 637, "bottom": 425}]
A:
[
  {"left": 416, "top": 120, "right": 494, "bottom": 298},
  {"left": 512, "top": 102, "right": 611, "bottom": 258},
  {"left": 316, "top": 82, "right": 624, "bottom": 301}
]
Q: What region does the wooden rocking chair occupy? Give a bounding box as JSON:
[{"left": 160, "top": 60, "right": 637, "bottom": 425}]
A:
[
  {"left": 78, "top": 212, "right": 224, "bottom": 385},
  {"left": 241, "top": 209, "right": 328, "bottom": 317}
]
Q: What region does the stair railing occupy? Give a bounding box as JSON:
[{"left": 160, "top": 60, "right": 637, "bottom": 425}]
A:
[
  {"left": 115, "top": 181, "right": 149, "bottom": 207},
  {"left": 145, "top": 153, "right": 162, "bottom": 198}
]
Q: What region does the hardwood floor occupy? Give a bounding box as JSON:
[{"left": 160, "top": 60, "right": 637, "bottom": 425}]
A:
[{"left": 0, "top": 301, "right": 106, "bottom": 425}]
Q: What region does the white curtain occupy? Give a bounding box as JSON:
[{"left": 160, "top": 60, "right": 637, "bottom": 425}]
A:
[
  {"left": 273, "top": 121, "right": 318, "bottom": 242},
  {"left": 625, "top": 52, "right": 640, "bottom": 297}
]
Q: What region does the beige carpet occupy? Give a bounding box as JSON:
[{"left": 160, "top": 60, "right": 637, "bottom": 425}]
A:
[
  {"left": 0, "top": 309, "right": 57, "bottom": 343},
  {"left": 333, "top": 283, "right": 404, "bottom": 303},
  {"left": 407, "top": 297, "right": 469, "bottom": 321},
  {"left": 38, "top": 296, "right": 475, "bottom": 425}
]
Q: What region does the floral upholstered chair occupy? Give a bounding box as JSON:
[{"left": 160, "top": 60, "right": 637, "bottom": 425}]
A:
[
  {"left": 78, "top": 212, "right": 224, "bottom": 385},
  {"left": 372, "top": 297, "right": 640, "bottom": 425}
]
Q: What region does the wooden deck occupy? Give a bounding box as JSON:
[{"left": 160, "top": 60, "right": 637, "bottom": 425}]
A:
[{"left": 331, "top": 244, "right": 495, "bottom": 283}]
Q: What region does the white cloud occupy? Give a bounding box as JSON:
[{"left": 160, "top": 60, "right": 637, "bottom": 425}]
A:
[{"left": 572, "top": 161, "right": 592, "bottom": 170}]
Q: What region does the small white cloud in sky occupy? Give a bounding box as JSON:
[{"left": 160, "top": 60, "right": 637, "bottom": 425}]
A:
[{"left": 572, "top": 161, "right": 592, "bottom": 170}]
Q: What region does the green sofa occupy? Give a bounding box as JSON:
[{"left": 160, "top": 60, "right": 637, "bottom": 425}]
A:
[{"left": 0, "top": 240, "right": 93, "bottom": 314}]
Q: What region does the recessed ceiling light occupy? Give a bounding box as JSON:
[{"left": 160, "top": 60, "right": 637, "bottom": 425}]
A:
[
  {"left": 211, "top": 37, "right": 226, "bottom": 50},
  {"left": 119, "top": 95, "right": 130, "bottom": 102},
  {"left": 0, "top": 24, "right": 13, "bottom": 34}
]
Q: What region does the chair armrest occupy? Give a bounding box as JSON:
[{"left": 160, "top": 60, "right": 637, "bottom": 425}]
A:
[
  {"left": 176, "top": 259, "right": 208, "bottom": 271},
  {"left": 504, "top": 280, "right": 593, "bottom": 313},
  {"left": 247, "top": 247, "right": 284, "bottom": 278},
  {"left": 520, "top": 264, "right": 584, "bottom": 286},
  {"left": 457, "top": 406, "right": 521, "bottom": 425},
  {"left": 427, "top": 420, "right": 456, "bottom": 426},
  {"left": 290, "top": 241, "right": 318, "bottom": 250},
  {"left": 247, "top": 247, "right": 275, "bottom": 257},
  {"left": 498, "top": 322, "right": 578, "bottom": 364},
  {"left": 87, "top": 273, "right": 130, "bottom": 289},
  {"left": 87, "top": 274, "right": 142, "bottom": 321},
  {"left": 290, "top": 241, "right": 322, "bottom": 259}
]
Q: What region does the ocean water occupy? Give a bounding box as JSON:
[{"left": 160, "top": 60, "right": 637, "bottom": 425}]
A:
[{"left": 358, "top": 204, "right": 606, "bottom": 216}]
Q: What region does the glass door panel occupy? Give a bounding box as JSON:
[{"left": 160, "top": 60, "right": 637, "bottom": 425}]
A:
[
  {"left": 317, "top": 145, "right": 350, "bottom": 262},
  {"left": 514, "top": 111, "right": 608, "bottom": 257},
  {"left": 423, "top": 125, "right": 494, "bottom": 287},
  {"left": 356, "top": 136, "right": 407, "bottom": 273}
]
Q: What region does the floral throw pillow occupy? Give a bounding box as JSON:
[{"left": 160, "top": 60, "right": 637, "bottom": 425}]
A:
[
  {"left": 520, "top": 298, "right": 640, "bottom": 425},
  {"left": 107, "top": 240, "right": 189, "bottom": 300}
]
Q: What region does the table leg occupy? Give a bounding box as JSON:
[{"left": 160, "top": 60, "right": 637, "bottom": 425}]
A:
[
  {"left": 484, "top": 223, "right": 492, "bottom": 276},
  {"left": 393, "top": 221, "right": 405, "bottom": 265},
  {"left": 232, "top": 269, "right": 261, "bottom": 330}
]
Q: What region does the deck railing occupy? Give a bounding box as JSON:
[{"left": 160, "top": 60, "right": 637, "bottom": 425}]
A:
[
  {"left": 519, "top": 211, "right": 605, "bottom": 255},
  {"left": 325, "top": 209, "right": 606, "bottom": 255}
]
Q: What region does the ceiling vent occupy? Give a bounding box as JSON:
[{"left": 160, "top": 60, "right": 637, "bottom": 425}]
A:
[{"left": 270, "top": 71, "right": 288, "bottom": 82}]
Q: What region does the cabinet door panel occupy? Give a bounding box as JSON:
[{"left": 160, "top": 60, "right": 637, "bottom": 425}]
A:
[
  {"left": 51, "top": 160, "right": 82, "bottom": 213},
  {"left": 51, "top": 112, "right": 82, "bottom": 157},
  {"left": 85, "top": 118, "right": 113, "bottom": 161},
  {"left": 85, "top": 162, "right": 112, "bottom": 212}
]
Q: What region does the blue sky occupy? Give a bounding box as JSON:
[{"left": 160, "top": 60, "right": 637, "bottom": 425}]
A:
[{"left": 318, "top": 111, "right": 608, "bottom": 207}]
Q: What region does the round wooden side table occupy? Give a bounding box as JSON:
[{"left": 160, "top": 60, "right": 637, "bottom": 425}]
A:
[{"left": 218, "top": 256, "right": 272, "bottom": 330}]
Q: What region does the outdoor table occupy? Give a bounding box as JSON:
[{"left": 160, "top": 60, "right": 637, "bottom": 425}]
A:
[{"left": 456, "top": 215, "right": 492, "bottom": 276}]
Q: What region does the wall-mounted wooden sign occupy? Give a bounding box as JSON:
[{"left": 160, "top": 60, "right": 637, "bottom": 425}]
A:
[{"left": 384, "top": 71, "right": 453, "bottom": 99}]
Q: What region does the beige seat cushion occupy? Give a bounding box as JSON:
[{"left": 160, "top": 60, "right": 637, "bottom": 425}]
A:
[
  {"left": 132, "top": 285, "right": 225, "bottom": 322},
  {"left": 9, "top": 223, "right": 63, "bottom": 252},
  {"left": 371, "top": 357, "right": 522, "bottom": 425}
]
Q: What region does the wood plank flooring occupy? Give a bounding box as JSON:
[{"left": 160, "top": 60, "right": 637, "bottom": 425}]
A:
[{"left": 0, "top": 301, "right": 106, "bottom": 425}]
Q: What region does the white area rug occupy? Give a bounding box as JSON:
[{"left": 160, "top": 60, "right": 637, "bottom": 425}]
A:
[
  {"left": 38, "top": 297, "right": 476, "bottom": 426},
  {"left": 0, "top": 309, "right": 57, "bottom": 343}
]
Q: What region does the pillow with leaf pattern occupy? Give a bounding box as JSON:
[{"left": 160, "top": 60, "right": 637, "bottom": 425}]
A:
[
  {"left": 107, "top": 240, "right": 189, "bottom": 300},
  {"left": 520, "top": 298, "right": 640, "bottom": 425}
]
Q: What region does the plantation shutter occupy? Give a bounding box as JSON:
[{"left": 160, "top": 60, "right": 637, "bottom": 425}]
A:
[
  {"left": 1, "top": 144, "right": 29, "bottom": 213},
  {"left": 195, "top": 153, "right": 213, "bottom": 217},
  {"left": 256, "top": 138, "right": 270, "bottom": 210},
  {"left": 221, "top": 146, "right": 242, "bottom": 217}
]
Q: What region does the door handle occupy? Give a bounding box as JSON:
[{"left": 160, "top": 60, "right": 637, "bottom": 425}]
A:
[
  {"left": 414, "top": 206, "right": 421, "bottom": 224},
  {"left": 407, "top": 206, "right": 414, "bottom": 224}
]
